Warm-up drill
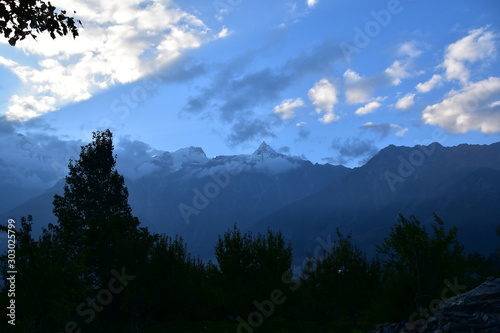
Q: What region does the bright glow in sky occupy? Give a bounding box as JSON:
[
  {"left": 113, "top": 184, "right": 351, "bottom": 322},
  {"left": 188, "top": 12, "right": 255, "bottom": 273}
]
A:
[{"left": 1, "top": 0, "right": 500, "bottom": 177}]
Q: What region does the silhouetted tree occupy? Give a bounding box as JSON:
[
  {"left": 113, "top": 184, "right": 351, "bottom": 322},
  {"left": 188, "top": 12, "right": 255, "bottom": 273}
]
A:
[
  {"left": 0, "top": 0, "right": 81, "bottom": 45},
  {"left": 0, "top": 131, "right": 152, "bottom": 332},
  {"left": 52, "top": 129, "right": 136, "bottom": 260},
  {"left": 50, "top": 129, "right": 145, "bottom": 332},
  {"left": 214, "top": 224, "right": 292, "bottom": 317},
  {"left": 138, "top": 234, "right": 211, "bottom": 323},
  {"left": 377, "top": 214, "right": 468, "bottom": 318},
  {"left": 0, "top": 216, "right": 88, "bottom": 332},
  {"left": 252, "top": 228, "right": 293, "bottom": 299},
  {"left": 301, "top": 230, "right": 380, "bottom": 325}
]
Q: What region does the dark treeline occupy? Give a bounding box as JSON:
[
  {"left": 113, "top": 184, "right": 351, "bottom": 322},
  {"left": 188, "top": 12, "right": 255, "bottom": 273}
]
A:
[{"left": 1, "top": 130, "right": 499, "bottom": 333}]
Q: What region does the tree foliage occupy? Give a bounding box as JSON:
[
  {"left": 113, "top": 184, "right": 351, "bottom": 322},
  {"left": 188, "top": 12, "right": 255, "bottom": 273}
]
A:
[
  {"left": 377, "top": 214, "right": 468, "bottom": 316},
  {"left": 214, "top": 224, "right": 293, "bottom": 317},
  {"left": 301, "top": 230, "right": 380, "bottom": 324},
  {"left": 0, "top": 216, "right": 88, "bottom": 332},
  {"left": 52, "top": 129, "right": 135, "bottom": 258},
  {"left": 0, "top": 130, "right": 496, "bottom": 331},
  {"left": 0, "top": 0, "right": 81, "bottom": 45}
]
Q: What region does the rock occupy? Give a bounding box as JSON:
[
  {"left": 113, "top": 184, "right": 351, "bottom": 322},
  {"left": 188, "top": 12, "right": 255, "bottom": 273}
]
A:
[
  {"left": 371, "top": 278, "right": 500, "bottom": 333},
  {"left": 395, "top": 321, "right": 406, "bottom": 333},
  {"left": 437, "top": 278, "right": 500, "bottom": 315},
  {"left": 406, "top": 321, "right": 417, "bottom": 332}
]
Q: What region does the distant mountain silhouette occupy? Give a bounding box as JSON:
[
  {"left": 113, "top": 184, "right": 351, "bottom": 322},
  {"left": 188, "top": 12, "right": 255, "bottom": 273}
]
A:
[
  {"left": 255, "top": 142, "right": 500, "bottom": 259},
  {"left": 2, "top": 141, "right": 500, "bottom": 261}
]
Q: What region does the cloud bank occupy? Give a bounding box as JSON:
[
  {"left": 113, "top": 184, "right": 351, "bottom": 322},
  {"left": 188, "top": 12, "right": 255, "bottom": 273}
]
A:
[
  {"left": 416, "top": 27, "right": 500, "bottom": 134},
  {"left": 442, "top": 27, "right": 497, "bottom": 84},
  {"left": 422, "top": 77, "right": 500, "bottom": 133},
  {"left": 0, "top": 0, "right": 223, "bottom": 121}
]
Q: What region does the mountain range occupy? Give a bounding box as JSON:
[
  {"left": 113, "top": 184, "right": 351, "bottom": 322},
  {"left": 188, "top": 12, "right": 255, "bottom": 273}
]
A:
[{"left": 2, "top": 141, "right": 500, "bottom": 261}]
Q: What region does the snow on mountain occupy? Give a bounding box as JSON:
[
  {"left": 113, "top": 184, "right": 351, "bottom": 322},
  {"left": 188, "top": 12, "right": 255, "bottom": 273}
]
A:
[
  {"left": 154, "top": 142, "right": 307, "bottom": 176},
  {"left": 247, "top": 141, "right": 305, "bottom": 173},
  {"left": 251, "top": 141, "right": 283, "bottom": 159},
  {"left": 155, "top": 146, "right": 209, "bottom": 172}
]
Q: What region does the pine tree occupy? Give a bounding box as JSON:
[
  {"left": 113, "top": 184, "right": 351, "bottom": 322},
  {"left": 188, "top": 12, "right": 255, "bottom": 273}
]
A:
[
  {"left": 51, "top": 129, "right": 143, "bottom": 332},
  {"left": 52, "top": 129, "right": 136, "bottom": 258}
]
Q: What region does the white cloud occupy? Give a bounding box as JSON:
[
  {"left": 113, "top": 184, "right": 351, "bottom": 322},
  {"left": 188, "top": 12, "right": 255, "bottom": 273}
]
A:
[
  {"left": 344, "top": 66, "right": 407, "bottom": 104},
  {"left": 355, "top": 101, "right": 382, "bottom": 116},
  {"left": 6, "top": 95, "right": 57, "bottom": 120},
  {"left": 490, "top": 101, "right": 500, "bottom": 108},
  {"left": 442, "top": 28, "right": 498, "bottom": 84},
  {"left": 397, "top": 41, "right": 423, "bottom": 58},
  {"left": 385, "top": 60, "right": 411, "bottom": 86},
  {"left": 217, "top": 27, "right": 230, "bottom": 38},
  {"left": 0, "top": 126, "right": 83, "bottom": 194},
  {"left": 115, "top": 136, "right": 162, "bottom": 180},
  {"left": 422, "top": 77, "right": 500, "bottom": 133},
  {"left": 274, "top": 98, "right": 305, "bottom": 120},
  {"left": 0, "top": 56, "right": 17, "bottom": 67},
  {"left": 395, "top": 93, "right": 415, "bottom": 110},
  {"left": 307, "top": 0, "right": 318, "bottom": 8},
  {"left": 319, "top": 112, "right": 338, "bottom": 124},
  {"left": 308, "top": 78, "right": 339, "bottom": 124},
  {"left": 0, "top": 0, "right": 220, "bottom": 121},
  {"left": 343, "top": 69, "right": 375, "bottom": 104},
  {"left": 416, "top": 74, "right": 443, "bottom": 93}
]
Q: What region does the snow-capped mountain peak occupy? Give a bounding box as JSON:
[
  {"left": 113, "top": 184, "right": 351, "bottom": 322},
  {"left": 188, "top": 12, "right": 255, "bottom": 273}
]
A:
[
  {"left": 252, "top": 141, "right": 282, "bottom": 158},
  {"left": 173, "top": 146, "right": 207, "bottom": 160},
  {"left": 244, "top": 142, "right": 305, "bottom": 173},
  {"left": 156, "top": 146, "right": 208, "bottom": 171},
  {"left": 155, "top": 142, "right": 309, "bottom": 175}
]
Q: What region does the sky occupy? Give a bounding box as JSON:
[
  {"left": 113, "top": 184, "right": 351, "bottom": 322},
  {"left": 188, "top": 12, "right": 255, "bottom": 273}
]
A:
[{"left": 1, "top": 0, "right": 500, "bottom": 207}]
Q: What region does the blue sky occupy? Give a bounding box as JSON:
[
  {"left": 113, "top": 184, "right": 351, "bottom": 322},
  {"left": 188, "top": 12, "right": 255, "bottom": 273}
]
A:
[{"left": 1, "top": 0, "right": 500, "bottom": 182}]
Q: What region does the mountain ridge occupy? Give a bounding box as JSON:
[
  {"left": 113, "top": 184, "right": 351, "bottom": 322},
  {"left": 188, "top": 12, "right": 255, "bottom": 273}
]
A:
[
  {"left": 2, "top": 141, "right": 500, "bottom": 261},
  {"left": 253, "top": 141, "right": 500, "bottom": 258}
]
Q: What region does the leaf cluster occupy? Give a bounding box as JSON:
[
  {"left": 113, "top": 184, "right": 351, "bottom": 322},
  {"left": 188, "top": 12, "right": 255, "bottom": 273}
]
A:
[{"left": 0, "top": 0, "right": 81, "bottom": 46}]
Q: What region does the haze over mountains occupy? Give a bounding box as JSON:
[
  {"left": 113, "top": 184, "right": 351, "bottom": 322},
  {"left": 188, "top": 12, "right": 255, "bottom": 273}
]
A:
[{"left": 2, "top": 141, "right": 500, "bottom": 261}]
